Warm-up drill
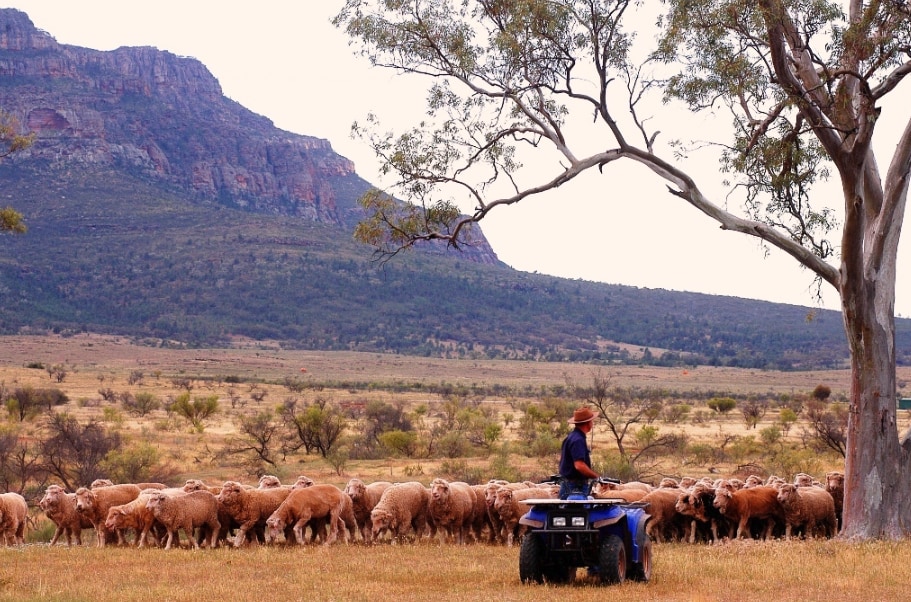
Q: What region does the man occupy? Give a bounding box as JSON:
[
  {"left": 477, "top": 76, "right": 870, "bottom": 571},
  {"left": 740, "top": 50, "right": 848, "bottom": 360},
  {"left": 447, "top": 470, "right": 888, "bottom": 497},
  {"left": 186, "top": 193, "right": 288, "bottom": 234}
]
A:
[{"left": 558, "top": 406, "right": 599, "bottom": 498}]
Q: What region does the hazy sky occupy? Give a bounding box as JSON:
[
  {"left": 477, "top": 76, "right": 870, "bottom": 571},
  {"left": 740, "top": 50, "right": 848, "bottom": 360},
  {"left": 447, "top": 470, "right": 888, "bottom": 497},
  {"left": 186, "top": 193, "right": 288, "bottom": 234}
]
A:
[{"left": 5, "top": 1, "right": 911, "bottom": 316}]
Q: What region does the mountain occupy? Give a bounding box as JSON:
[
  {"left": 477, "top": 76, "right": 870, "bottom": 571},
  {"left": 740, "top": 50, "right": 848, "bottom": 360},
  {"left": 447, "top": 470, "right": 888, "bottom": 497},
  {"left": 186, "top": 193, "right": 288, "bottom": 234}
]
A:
[{"left": 1, "top": 8, "right": 906, "bottom": 370}]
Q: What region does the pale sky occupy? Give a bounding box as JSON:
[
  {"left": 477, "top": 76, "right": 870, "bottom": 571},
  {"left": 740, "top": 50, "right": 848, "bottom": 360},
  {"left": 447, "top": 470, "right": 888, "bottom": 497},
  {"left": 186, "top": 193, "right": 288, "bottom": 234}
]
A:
[{"left": 5, "top": 1, "right": 911, "bottom": 316}]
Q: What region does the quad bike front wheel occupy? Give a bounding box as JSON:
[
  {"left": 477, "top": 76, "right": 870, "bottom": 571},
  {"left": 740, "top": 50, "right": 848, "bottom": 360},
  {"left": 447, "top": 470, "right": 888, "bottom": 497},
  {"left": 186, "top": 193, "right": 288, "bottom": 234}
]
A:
[{"left": 519, "top": 532, "right": 545, "bottom": 584}]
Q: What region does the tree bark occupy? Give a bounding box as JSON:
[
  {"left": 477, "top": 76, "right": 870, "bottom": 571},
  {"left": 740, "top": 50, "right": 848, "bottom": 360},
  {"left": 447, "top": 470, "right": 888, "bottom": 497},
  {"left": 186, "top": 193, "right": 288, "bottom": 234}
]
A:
[{"left": 841, "top": 252, "right": 911, "bottom": 539}]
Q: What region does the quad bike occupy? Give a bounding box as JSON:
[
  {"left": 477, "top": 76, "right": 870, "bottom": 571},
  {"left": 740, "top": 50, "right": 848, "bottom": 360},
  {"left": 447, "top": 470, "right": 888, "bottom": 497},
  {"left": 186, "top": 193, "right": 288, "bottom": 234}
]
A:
[{"left": 518, "top": 476, "right": 652, "bottom": 585}]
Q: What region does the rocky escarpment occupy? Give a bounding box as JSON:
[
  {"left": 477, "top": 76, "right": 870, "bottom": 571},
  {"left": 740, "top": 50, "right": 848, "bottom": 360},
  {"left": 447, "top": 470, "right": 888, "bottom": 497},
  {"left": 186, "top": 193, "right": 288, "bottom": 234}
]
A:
[
  {"left": 0, "top": 8, "right": 501, "bottom": 267},
  {"left": 0, "top": 8, "right": 349, "bottom": 225}
]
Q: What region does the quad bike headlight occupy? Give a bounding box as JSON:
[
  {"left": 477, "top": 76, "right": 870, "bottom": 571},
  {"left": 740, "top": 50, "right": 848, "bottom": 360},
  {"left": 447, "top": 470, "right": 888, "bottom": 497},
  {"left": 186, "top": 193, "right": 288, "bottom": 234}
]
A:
[
  {"left": 552, "top": 516, "right": 566, "bottom": 527},
  {"left": 571, "top": 516, "right": 586, "bottom": 527}
]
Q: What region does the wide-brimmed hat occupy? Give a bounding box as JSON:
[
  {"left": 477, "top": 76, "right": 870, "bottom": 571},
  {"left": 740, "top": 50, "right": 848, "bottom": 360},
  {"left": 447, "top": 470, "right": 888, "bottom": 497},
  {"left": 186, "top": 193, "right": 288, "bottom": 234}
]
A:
[{"left": 568, "top": 406, "right": 595, "bottom": 424}]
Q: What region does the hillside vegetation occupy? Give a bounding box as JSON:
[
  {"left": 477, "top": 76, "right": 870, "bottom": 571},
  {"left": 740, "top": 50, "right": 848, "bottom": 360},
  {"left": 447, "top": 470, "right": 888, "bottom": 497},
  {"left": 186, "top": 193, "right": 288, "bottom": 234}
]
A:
[{"left": 3, "top": 166, "right": 904, "bottom": 369}]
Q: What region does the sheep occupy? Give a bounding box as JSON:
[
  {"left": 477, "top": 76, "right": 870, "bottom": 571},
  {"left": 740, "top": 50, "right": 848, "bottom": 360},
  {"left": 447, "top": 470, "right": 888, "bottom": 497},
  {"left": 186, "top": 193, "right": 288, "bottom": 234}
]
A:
[
  {"left": 258, "top": 475, "right": 284, "bottom": 489},
  {"left": 0, "top": 492, "right": 28, "bottom": 545},
  {"left": 291, "top": 476, "right": 315, "bottom": 489},
  {"left": 657, "top": 478, "right": 680, "bottom": 489},
  {"left": 265, "top": 484, "right": 350, "bottom": 546},
  {"left": 103, "top": 493, "right": 154, "bottom": 548},
  {"left": 639, "top": 488, "right": 689, "bottom": 543},
  {"left": 104, "top": 492, "right": 172, "bottom": 548},
  {"left": 674, "top": 485, "right": 732, "bottom": 543},
  {"left": 493, "top": 486, "right": 554, "bottom": 546},
  {"left": 146, "top": 489, "right": 220, "bottom": 550},
  {"left": 468, "top": 483, "right": 495, "bottom": 543},
  {"left": 427, "top": 478, "right": 476, "bottom": 545},
  {"left": 344, "top": 478, "right": 392, "bottom": 543},
  {"left": 38, "top": 485, "right": 92, "bottom": 546},
  {"left": 776, "top": 483, "right": 837, "bottom": 539},
  {"left": 370, "top": 481, "right": 431, "bottom": 543},
  {"left": 793, "top": 473, "right": 818, "bottom": 487},
  {"left": 825, "top": 471, "right": 845, "bottom": 531},
  {"left": 712, "top": 485, "right": 783, "bottom": 540},
  {"left": 216, "top": 480, "right": 290, "bottom": 547},
  {"left": 592, "top": 485, "right": 648, "bottom": 502},
  {"left": 743, "top": 475, "right": 765, "bottom": 488},
  {"left": 74, "top": 483, "right": 142, "bottom": 547},
  {"left": 482, "top": 481, "right": 533, "bottom": 544}
]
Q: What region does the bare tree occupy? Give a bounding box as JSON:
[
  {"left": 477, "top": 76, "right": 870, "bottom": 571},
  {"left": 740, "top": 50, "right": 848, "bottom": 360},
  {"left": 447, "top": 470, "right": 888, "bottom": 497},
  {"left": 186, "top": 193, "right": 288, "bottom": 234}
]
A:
[
  {"left": 221, "top": 410, "right": 283, "bottom": 468},
  {"left": 39, "top": 413, "right": 121, "bottom": 490},
  {"left": 336, "top": 1, "right": 911, "bottom": 539}
]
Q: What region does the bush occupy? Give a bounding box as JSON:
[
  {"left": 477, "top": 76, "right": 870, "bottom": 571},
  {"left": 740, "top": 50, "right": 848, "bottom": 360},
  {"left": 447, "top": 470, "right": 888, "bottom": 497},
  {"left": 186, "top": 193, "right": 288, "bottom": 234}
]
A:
[{"left": 707, "top": 397, "right": 737, "bottom": 414}]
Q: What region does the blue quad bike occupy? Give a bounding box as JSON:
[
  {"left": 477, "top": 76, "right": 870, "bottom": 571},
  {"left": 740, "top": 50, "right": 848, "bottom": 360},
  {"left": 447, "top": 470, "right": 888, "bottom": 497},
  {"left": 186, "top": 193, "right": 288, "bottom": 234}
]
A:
[{"left": 518, "top": 477, "right": 652, "bottom": 585}]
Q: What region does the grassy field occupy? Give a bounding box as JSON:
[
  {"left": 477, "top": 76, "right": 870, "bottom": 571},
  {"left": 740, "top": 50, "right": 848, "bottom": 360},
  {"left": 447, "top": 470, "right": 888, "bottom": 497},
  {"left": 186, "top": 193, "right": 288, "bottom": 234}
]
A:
[
  {"left": 3, "top": 335, "right": 911, "bottom": 600},
  {"left": 1, "top": 539, "right": 910, "bottom": 601}
]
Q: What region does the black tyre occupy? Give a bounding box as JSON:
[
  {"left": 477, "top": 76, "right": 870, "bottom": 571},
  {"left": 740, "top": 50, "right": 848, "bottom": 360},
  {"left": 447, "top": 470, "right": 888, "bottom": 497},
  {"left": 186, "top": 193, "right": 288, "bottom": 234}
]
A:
[
  {"left": 519, "top": 533, "right": 545, "bottom": 584},
  {"left": 598, "top": 534, "right": 627, "bottom": 585},
  {"left": 627, "top": 536, "right": 653, "bottom": 582}
]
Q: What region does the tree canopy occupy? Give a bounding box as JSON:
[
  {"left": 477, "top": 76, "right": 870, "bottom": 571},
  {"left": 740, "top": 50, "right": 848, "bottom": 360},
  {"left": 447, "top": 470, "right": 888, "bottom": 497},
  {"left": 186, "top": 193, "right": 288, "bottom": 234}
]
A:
[
  {"left": 336, "top": 0, "right": 911, "bottom": 539},
  {"left": 1, "top": 110, "right": 34, "bottom": 234}
]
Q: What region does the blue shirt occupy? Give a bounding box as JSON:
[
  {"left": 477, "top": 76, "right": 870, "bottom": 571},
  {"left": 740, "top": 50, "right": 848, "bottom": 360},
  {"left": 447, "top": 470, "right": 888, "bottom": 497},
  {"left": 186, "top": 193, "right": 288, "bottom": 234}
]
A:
[{"left": 559, "top": 427, "right": 591, "bottom": 480}]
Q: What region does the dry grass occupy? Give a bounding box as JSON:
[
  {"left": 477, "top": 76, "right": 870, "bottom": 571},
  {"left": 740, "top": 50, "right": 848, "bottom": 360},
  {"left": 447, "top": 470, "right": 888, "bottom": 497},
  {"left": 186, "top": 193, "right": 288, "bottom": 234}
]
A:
[
  {"left": 1, "top": 539, "right": 910, "bottom": 601},
  {"left": 3, "top": 335, "right": 911, "bottom": 599}
]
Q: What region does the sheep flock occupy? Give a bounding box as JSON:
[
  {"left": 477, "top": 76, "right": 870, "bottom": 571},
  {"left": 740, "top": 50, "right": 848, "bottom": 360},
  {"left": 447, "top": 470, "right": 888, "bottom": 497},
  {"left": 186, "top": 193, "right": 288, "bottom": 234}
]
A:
[{"left": 7, "top": 470, "right": 844, "bottom": 549}]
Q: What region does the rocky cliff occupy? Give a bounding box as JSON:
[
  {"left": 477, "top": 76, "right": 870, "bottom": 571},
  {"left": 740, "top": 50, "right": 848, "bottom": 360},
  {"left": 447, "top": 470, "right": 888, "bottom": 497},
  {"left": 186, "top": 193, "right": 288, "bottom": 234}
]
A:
[{"left": 0, "top": 8, "right": 499, "bottom": 263}]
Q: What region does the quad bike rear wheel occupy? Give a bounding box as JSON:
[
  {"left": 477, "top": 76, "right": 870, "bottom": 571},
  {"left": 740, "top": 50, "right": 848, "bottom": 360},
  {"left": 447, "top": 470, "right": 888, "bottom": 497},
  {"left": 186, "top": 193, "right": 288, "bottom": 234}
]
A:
[
  {"left": 598, "top": 534, "right": 627, "bottom": 584},
  {"left": 627, "top": 536, "right": 653, "bottom": 582}
]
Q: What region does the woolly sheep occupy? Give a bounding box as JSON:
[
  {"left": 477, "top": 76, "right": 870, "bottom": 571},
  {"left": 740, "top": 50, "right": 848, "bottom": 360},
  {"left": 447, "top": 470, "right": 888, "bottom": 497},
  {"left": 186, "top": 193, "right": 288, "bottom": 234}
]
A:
[
  {"left": 103, "top": 491, "right": 176, "bottom": 548},
  {"left": 674, "top": 485, "right": 731, "bottom": 543},
  {"left": 370, "top": 481, "right": 431, "bottom": 543},
  {"left": 147, "top": 489, "right": 220, "bottom": 550},
  {"left": 39, "top": 485, "right": 92, "bottom": 546},
  {"left": 428, "top": 478, "right": 476, "bottom": 545},
  {"left": 825, "top": 471, "right": 844, "bottom": 531},
  {"left": 639, "top": 488, "right": 689, "bottom": 543},
  {"left": 258, "top": 475, "right": 284, "bottom": 489},
  {"left": 776, "top": 483, "right": 837, "bottom": 539},
  {"left": 217, "top": 480, "right": 291, "bottom": 547},
  {"left": 713, "top": 485, "right": 783, "bottom": 540},
  {"left": 0, "top": 492, "right": 28, "bottom": 545},
  {"left": 74, "top": 483, "right": 142, "bottom": 547},
  {"left": 265, "top": 484, "right": 351, "bottom": 546},
  {"left": 493, "top": 486, "right": 554, "bottom": 546},
  {"left": 482, "top": 481, "right": 533, "bottom": 544},
  {"left": 344, "top": 478, "right": 392, "bottom": 543}
]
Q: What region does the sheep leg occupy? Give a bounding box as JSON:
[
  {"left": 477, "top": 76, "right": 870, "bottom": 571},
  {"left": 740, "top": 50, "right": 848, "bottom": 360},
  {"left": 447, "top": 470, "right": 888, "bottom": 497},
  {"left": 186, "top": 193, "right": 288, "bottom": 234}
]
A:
[
  {"left": 323, "top": 510, "right": 340, "bottom": 546},
  {"left": 164, "top": 529, "right": 176, "bottom": 550},
  {"left": 49, "top": 525, "right": 64, "bottom": 546},
  {"left": 293, "top": 519, "right": 309, "bottom": 545},
  {"left": 186, "top": 526, "right": 199, "bottom": 550},
  {"left": 233, "top": 523, "right": 254, "bottom": 548},
  {"left": 688, "top": 519, "right": 697, "bottom": 544}
]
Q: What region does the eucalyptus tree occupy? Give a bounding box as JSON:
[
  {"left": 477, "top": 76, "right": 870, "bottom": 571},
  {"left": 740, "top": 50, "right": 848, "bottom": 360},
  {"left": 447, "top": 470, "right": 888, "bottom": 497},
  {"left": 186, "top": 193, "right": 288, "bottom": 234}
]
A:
[{"left": 336, "top": 0, "right": 911, "bottom": 539}]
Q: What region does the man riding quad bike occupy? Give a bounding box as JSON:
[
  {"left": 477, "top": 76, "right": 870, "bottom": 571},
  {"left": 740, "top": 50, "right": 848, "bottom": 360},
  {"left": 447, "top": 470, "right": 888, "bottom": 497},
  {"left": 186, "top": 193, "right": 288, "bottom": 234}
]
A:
[{"left": 518, "top": 476, "right": 653, "bottom": 585}]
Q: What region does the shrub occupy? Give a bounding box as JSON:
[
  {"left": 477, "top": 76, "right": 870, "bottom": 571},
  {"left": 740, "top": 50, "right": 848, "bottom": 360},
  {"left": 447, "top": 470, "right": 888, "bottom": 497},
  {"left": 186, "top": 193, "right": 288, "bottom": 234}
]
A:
[{"left": 707, "top": 397, "right": 737, "bottom": 414}]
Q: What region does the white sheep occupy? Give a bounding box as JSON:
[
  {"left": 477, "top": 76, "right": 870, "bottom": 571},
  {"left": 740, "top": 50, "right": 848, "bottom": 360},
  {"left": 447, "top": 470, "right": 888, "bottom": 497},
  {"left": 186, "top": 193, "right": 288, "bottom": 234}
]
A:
[
  {"left": 344, "top": 478, "right": 392, "bottom": 543},
  {"left": 74, "top": 483, "right": 142, "bottom": 547},
  {"left": 39, "top": 485, "right": 91, "bottom": 546},
  {"left": 0, "top": 492, "right": 28, "bottom": 545},
  {"left": 216, "top": 480, "right": 290, "bottom": 547},
  {"left": 427, "top": 478, "right": 476, "bottom": 545},
  {"left": 146, "top": 489, "right": 220, "bottom": 550},
  {"left": 776, "top": 483, "right": 837, "bottom": 539},
  {"left": 370, "top": 481, "right": 431, "bottom": 543}
]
